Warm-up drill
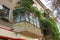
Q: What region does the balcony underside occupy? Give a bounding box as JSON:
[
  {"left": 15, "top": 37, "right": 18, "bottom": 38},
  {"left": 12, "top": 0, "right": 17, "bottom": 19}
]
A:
[
  {"left": 20, "top": 30, "right": 42, "bottom": 38},
  {"left": 13, "top": 22, "right": 43, "bottom": 38}
]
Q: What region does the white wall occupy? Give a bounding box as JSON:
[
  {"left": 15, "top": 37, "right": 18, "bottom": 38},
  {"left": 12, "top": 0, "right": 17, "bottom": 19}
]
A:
[
  {"left": 17, "top": 34, "right": 38, "bottom": 40},
  {"left": 0, "top": 28, "right": 17, "bottom": 38}
]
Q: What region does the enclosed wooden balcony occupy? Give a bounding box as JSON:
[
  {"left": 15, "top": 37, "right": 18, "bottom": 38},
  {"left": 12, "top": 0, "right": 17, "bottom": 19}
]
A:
[
  {"left": 13, "top": 12, "right": 43, "bottom": 38},
  {"left": 0, "top": 7, "right": 43, "bottom": 37}
]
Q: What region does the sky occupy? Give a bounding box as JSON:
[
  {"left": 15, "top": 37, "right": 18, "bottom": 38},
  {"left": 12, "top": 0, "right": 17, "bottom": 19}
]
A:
[{"left": 40, "top": 0, "right": 53, "bottom": 11}]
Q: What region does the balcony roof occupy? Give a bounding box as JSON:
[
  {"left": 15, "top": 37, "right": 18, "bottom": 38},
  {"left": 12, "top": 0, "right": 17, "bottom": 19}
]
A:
[{"left": 35, "top": 0, "right": 46, "bottom": 9}]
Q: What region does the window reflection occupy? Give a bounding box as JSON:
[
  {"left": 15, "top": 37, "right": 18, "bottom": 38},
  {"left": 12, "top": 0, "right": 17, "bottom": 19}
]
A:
[
  {"left": 21, "top": 14, "right": 25, "bottom": 21},
  {"left": 15, "top": 14, "right": 25, "bottom": 22},
  {"left": 33, "top": 17, "right": 36, "bottom": 26},
  {"left": 36, "top": 17, "right": 40, "bottom": 28},
  {"left": 26, "top": 14, "right": 29, "bottom": 22},
  {"left": 29, "top": 13, "right": 33, "bottom": 24},
  {"left": 15, "top": 15, "right": 20, "bottom": 22}
]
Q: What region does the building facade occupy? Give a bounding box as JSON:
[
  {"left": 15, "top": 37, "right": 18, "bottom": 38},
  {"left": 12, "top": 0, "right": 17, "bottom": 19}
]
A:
[{"left": 0, "top": 0, "right": 43, "bottom": 40}]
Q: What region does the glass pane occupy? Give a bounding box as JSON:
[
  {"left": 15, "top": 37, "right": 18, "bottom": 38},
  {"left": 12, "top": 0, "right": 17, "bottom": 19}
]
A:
[
  {"left": 21, "top": 14, "right": 25, "bottom": 21},
  {"left": 37, "top": 22, "right": 40, "bottom": 28},
  {"left": 36, "top": 17, "right": 40, "bottom": 28},
  {"left": 15, "top": 14, "right": 25, "bottom": 22},
  {"left": 29, "top": 13, "right": 33, "bottom": 24},
  {"left": 26, "top": 14, "right": 29, "bottom": 22},
  {"left": 15, "top": 15, "right": 20, "bottom": 22},
  {"left": 33, "top": 17, "right": 36, "bottom": 26},
  {"left": 4, "top": 9, "right": 9, "bottom": 19}
]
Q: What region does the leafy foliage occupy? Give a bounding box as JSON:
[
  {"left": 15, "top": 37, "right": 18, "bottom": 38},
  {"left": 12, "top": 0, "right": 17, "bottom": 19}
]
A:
[
  {"left": 13, "top": 7, "right": 26, "bottom": 19},
  {"left": 45, "top": 18, "right": 59, "bottom": 40}
]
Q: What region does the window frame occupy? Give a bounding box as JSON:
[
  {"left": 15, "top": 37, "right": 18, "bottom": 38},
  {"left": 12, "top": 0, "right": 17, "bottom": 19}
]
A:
[
  {"left": 14, "top": 13, "right": 25, "bottom": 23},
  {"left": 0, "top": 5, "right": 10, "bottom": 21}
]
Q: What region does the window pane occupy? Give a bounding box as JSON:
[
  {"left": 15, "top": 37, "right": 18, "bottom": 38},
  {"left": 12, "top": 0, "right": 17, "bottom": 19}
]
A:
[
  {"left": 4, "top": 9, "right": 9, "bottom": 19},
  {"left": 2, "top": 5, "right": 10, "bottom": 20},
  {"left": 26, "top": 14, "right": 29, "bottom": 22},
  {"left": 36, "top": 17, "right": 40, "bottom": 28},
  {"left": 15, "top": 14, "right": 25, "bottom": 22},
  {"left": 15, "top": 15, "right": 20, "bottom": 22},
  {"left": 21, "top": 14, "right": 25, "bottom": 21},
  {"left": 33, "top": 17, "right": 36, "bottom": 26},
  {"left": 29, "top": 13, "right": 33, "bottom": 24}
]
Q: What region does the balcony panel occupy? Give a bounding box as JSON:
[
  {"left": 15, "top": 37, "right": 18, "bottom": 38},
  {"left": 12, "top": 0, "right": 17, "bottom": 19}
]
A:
[
  {"left": 13, "top": 22, "right": 26, "bottom": 32},
  {"left": 13, "top": 22, "right": 43, "bottom": 38},
  {"left": 26, "top": 22, "right": 41, "bottom": 35},
  {"left": 26, "top": 22, "right": 35, "bottom": 34}
]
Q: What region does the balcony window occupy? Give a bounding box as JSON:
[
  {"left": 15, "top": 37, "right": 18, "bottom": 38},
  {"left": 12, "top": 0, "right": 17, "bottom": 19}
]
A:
[
  {"left": 20, "top": 14, "right": 25, "bottom": 21},
  {"left": 14, "top": 11, "right": 40, "bottom": 28},
  {"left": 15, "top": 14, "right": 25, "bottom": 22},
  {"left": 15, "top": 15, "right": 21, "bottom": 22},
  {"left": 26, "top": 14, "right": 29, "bottom": 22},
  {"left": 36, "top": 17, "right": 40, "bottom": 28},
  {"left": 33, "top": 17, "right": 36, "bottom": 26},
  {"left": 0, "top": 5, "right": 10, "bottom": 21},
  {"left": 29, "top": 13, "right": 33, "bottom": 24},
  {"left": 28, "top": 13, "right": 40, "bottom": 28}
]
